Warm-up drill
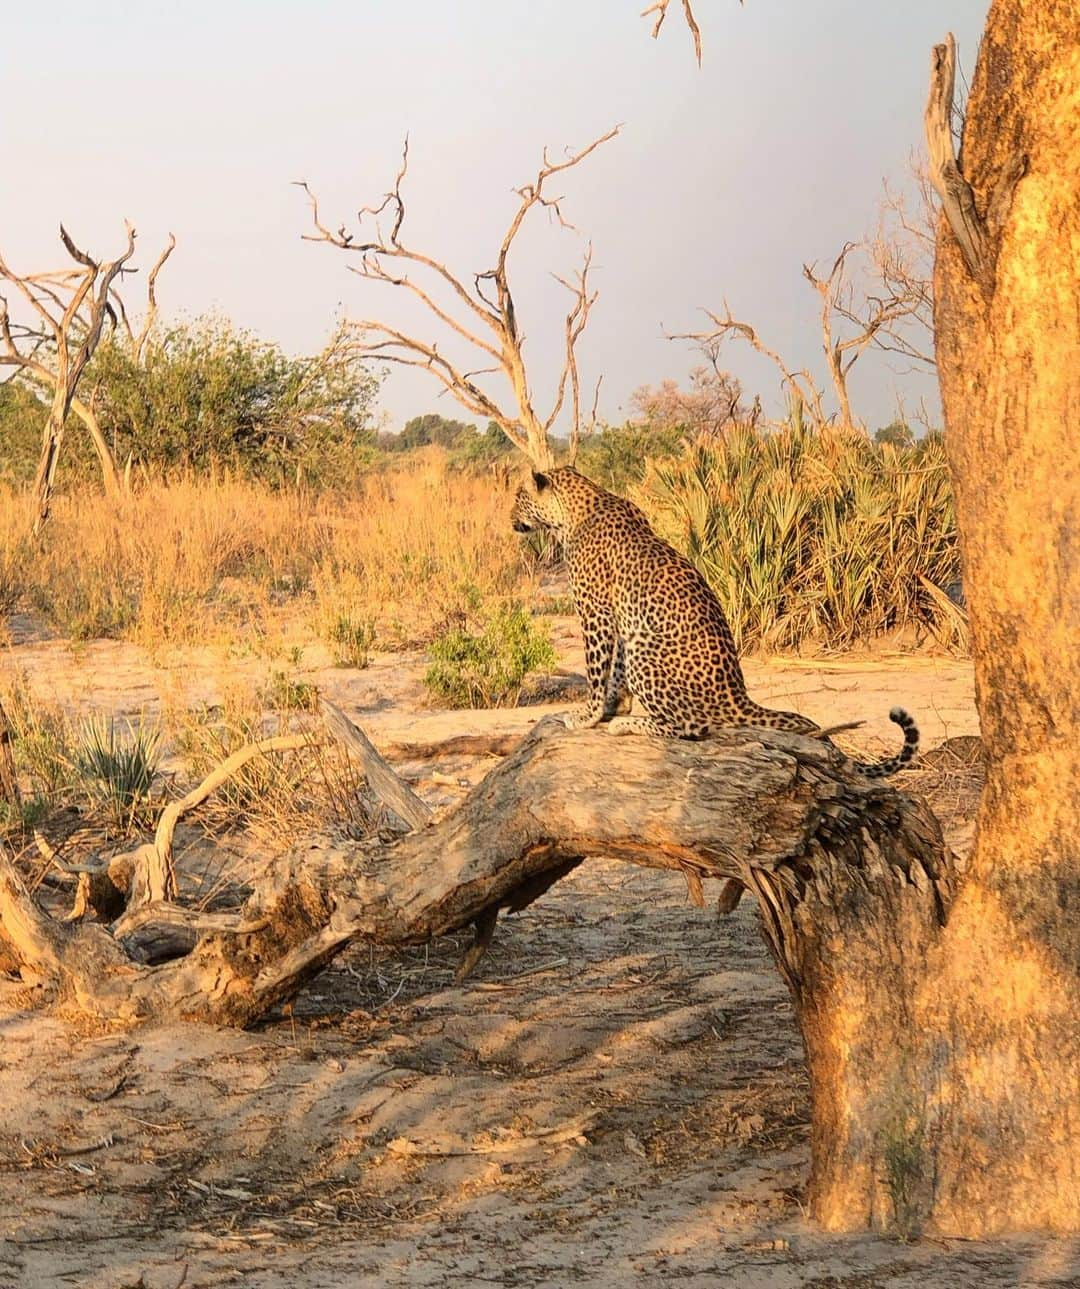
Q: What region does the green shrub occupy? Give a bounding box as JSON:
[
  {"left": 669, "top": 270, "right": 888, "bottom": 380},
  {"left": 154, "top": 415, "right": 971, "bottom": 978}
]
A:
[
  {"left": 575, "top": 422, "right": 685, "bottom": 493},
  {"left": 326, "top": 613, "right": 377, "bottom": 668},
  {"left": 261, "top": 669, "right": 319, "bottom": 712},
  {"left": 0, "top": 383, "right": 49, "bottom": 485},
  {"left": 75, "top": 713, "right": 161, "bottom": 835},
  {"left": 85, "top": 317, "right": 380, "bottom": 485},
  {"left": 639, "top": 422, "right": 963, "bottom": 652},
  {"left": 29, "top": 555, "right": 139, "bottom": 641},
  {"left": 1, "top": 679, "right": 78, "bottom": 798},
  {"left": 424, "top": 602, "right": 557, "bottom": 708},
  {"left": 0, "top": 795, "right": 50, "bottom": 842}
]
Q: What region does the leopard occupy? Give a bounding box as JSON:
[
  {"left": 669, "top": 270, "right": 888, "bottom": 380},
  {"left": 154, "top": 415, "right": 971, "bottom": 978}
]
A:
[{"left": 510, "top": 465, "right": 918, "bottom": 778}]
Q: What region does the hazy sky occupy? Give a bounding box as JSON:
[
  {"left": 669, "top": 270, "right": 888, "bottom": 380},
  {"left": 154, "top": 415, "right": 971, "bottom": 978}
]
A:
[{"left": 1, "top": 1, "right": 988, "bottom": 434}]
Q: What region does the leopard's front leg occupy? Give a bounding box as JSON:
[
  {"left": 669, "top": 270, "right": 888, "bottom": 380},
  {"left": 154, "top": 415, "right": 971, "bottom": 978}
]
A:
[
  {"left": 563, "top": 599, "right": 617, "bottom": 730},
  {"left": 601, "top": 637, "right": 632, "bottom": 719}
]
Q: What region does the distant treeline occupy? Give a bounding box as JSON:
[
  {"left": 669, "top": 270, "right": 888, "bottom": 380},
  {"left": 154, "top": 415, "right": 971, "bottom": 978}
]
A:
[{"left": 0, "top": 315, "right": 927, "bottom": 495}]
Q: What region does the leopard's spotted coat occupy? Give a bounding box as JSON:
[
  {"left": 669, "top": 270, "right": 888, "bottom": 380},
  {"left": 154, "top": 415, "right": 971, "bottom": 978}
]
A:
[{"left": 511, "top": 466, "right": 918, "bottom": 777}]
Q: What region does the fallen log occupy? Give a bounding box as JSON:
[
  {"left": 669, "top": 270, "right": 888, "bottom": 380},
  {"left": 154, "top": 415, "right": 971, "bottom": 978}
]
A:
[
  {"left": 0, "top": 709, "right": 962, "bottom": 1227},
  {"left": 0, "top": 713, "right": 953, "bottom": 1027}
]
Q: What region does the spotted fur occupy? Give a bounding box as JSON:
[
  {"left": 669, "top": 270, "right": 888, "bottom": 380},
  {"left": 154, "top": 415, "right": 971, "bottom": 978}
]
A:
[{"left": 511, "top": 466, "right": 918, "bottom": 777}]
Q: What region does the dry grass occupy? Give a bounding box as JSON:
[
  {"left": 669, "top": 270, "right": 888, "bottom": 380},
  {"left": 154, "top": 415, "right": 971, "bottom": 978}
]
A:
[
  {"left": 1, "top": 451, "right": 532, "bottom": 653},
  {"left": 3, "top": 435, "right": 965, "bottom": 661}
]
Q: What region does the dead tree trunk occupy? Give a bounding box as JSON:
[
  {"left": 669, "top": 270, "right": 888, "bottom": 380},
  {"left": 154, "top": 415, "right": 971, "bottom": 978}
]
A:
[{"left": 0, "top": 224, "right": 173, "bottom": 527}]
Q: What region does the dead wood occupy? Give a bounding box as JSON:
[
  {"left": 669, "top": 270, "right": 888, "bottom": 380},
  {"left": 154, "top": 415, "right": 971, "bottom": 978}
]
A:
[
  {"left": 320, "top": 699, "right": 432, "bottom": 832},
  {"left": 0, "top": 224, "right": 175, "bottom": 524},
  {"left": 643, "top": 0, "right": 704, "bottom": 64},
  {"left": 297, "top": 131, "right": 618, "bottom": 467},
  {"left": 378, "top": 732, "right": 524, "bottom": 763},
  {"left": 0, "top": 714, "right": 953, "bottom": 1031}
]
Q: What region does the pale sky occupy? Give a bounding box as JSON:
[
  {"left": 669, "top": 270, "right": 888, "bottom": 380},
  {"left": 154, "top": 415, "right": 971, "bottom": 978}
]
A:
[{"left": 1, "top": 1, "right": 988, "bottom": 434}]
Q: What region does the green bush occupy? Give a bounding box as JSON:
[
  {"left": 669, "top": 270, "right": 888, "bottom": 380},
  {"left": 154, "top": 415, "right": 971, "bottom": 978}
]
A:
[
  {"left": 639, "top": 421, "right": 963, "bottom": 652},
  {"left": 75, "top": 713, "right": 161, "bottom": 835},
  {"left": 261, "top": 669, "right": 319, "bottom": 712},
  {"left": 326, "top": 613, "right": 377, "bottom": 668},
  {"left": 424, "top": 602, "right": 557, "bottom": 708},
  {"left": 84, "top": 317, "right": 380, "bottom": 485},
  {"left": 574, "top": 422, "right": 685, "bottom": 493},
  {"left": 0, "top": 383, "right": 49, "bottom": 485}
]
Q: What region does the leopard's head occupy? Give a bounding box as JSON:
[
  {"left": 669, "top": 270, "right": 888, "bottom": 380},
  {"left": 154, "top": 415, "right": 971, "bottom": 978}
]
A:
[
  {"left": 510, "top": 467, "right": 602, "bottom": 541},
  {"left": 510, "top": 471, "right": 564, "bottom": 535}
]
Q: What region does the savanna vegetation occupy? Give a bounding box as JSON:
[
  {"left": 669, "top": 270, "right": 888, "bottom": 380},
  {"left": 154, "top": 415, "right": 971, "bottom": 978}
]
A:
[
  {"left": 0, "top": 319, "right": 962, "bottom": 671},
  {"left": 1, "top": 0, "right": 1074, "bottom": 1274}
]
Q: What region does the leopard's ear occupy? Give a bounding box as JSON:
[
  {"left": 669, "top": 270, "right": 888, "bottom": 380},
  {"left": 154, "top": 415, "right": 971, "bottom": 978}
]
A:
[{"left": 532, "top": 471, "right": 551, "bottom": 492}]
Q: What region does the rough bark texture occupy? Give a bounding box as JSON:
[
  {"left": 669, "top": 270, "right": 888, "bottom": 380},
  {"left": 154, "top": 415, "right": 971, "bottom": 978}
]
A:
[
  {"left": 0, "top": 721, "right": 952, "bottom": 1076},
  {"left": 883, "top": 1, "right": 1079, "bottom": 1236}
]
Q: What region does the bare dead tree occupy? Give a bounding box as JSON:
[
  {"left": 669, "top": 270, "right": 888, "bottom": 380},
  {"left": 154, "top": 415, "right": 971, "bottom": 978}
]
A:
[
  {"left": 297, "top": 131, "right": 618, "bottom": 468},
  {"left": 802, "top": 239, "right": 939, "bottom": 429},
  {"left": 672, "top": 302, "right": 829, "bottom": 428},
  {"left": 676, "top": 221, "right": 935, "bottom": 433},
  {"left": 0, "top": 225, "right": 175, "bottom": 529},
  {"left": 871, "top": 161, "right": 937, "bottom": 371}
]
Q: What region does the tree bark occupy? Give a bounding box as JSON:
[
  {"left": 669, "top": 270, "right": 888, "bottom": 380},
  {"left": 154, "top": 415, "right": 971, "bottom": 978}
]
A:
[
  {"left": 0, "top": 718, "right": 953, "bottom": 1049},
  {"left": 647, "top": 0, "right": 1078, "bottom": 1238},
  {"left": 914, "top": 1, "right": 1080, "bottom": 1235},
  {"left": 807, "top": 5, "right": 1079, "bottom": 1237}
]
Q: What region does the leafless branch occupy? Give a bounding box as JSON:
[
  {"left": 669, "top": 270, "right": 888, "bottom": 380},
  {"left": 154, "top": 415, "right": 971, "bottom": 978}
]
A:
[
  {"left": 672, "top": 303, "right": 828, "bottom": 429},
  {"left": 297, "top": 128, "right": 619, "bottom": 467},
  {"left": 641, "top": 0, "right": 705, "bottom": 65},
  {"left": 112, "top": 231, "right": 176, "bottom": 363},
  {"left": 0, "top": 223, "right": 173, "bottom": 527}
]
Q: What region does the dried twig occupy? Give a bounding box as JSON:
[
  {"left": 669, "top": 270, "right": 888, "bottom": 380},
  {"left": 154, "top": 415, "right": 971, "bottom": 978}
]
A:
[
  {"left": 925, "top": 33, "right": 1025, "bottom": 302},
  {"left": 642, "top": 0, "right": 705, "bottom": 65}
]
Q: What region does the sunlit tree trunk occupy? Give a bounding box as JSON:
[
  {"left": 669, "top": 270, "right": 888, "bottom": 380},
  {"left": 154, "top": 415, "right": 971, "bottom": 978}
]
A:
[
  {"left": 794, "top": 0, "right": 1079, "bottom": 1235},
  {"left": 925, "top": 0, "right": 1079, "bottom": 1233}
]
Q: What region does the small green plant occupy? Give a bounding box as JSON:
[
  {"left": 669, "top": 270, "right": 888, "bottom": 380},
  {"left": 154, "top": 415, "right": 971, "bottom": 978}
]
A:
[
  {"left": 32, "top": 564, "right": 139, "bottom": 641},
  {"left": 882, "top": 1111, "right": 927, "bottom": 1240},
  {"left": 75, "top": 713, "right": 161, "bottom": 835},
  {"left": 424, "top": 602, "right": 557, "bottom": 709},
  {"left": 261, "top": 669, "right": 319, "bottom": 712},
  {"left": 327, "top": 613, "right": 377, "bottom": 668},
  {"left": 536, "top": 592, "right": 575, "bottom": 616}
]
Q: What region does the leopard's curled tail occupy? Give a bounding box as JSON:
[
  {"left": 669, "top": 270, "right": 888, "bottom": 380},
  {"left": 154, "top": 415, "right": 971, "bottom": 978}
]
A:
[{"left": 850, "top": 707, "right": 919, "bottom": 777}]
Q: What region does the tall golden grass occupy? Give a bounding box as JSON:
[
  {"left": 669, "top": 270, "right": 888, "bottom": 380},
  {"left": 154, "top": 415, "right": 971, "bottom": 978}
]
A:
[
  {"left": 2, "top": 451, "right": 532, "bottom": 652},
  {"left": 1, "top": 431, "right": 965, "bottom": 657}
]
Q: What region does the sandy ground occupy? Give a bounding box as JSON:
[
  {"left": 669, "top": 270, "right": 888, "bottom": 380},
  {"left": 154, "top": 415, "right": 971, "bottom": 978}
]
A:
[{"left": 2, "top": 617, "right": 1076, "bottom": 1288}]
